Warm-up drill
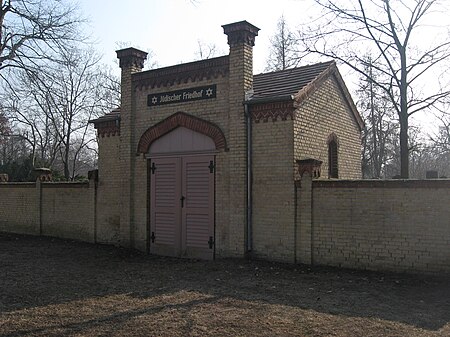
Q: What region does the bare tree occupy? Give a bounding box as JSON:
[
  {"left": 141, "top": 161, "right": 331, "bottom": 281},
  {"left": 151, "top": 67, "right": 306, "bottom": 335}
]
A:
[
  {"left": 358, "top": 56, "right": 398, "bottom": 178},
  {"left": 1, "top": 45, "right": 114, "bottom": 180},
  {"left": 96, "top": 66, "right": 121, "bottom": 111},
  {"left": 194, "top": 40, "right": 218, "bottom": 60},
  {"left": 36, "top": 47, "right": 104, "bottom": 180},
  {"left": 430, "top": 113, "right": 450, "bottom": 153},
  {"left": 0, "top": 111, "right": 9, "bottom": 136},
  {"left": 0, "top": 0, "right": 84, "bottom": 78},
  {"left": 298, "top": 0, "right": 450, "bottom": 178},
  {"left": 1, "top": 92, "right": 60, "bottom": 168},
  {"left": 266, "top": 15, "right": 297, "bottom": 71}
]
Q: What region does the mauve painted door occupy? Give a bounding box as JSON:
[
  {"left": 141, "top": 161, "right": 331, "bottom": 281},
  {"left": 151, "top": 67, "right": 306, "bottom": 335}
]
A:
[
  {"left": 150, "top": 157, "right": 181, "bottom": 257},
  {"left": 181, "top": 155, "right": 215, "bottom": 260}
]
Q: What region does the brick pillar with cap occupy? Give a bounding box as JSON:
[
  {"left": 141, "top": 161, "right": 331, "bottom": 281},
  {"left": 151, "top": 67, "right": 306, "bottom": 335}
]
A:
[
  {"left": 116, "top": 48, "right": 148, "bottom": 247},
  {"left": 222, "top": 21, "right": 259, "bottom": 256},
  {"left": 295, "top": 159, "right": 322, "bottom": 265}
]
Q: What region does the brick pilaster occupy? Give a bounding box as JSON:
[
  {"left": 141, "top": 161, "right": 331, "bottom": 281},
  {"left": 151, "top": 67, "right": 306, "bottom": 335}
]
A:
[
  {"left": 222, "top": 21, "right": 259, "bottom": 256},
  {"left": 116, "top": 48, "right": 148, "bottom": 247},
  {"left": 296, "top": 173, "right": 313, "bottom": 264}
]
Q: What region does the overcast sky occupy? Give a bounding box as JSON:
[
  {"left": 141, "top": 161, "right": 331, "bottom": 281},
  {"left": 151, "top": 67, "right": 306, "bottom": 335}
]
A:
[{"left": 78, "top": 0, "right": 317, "bottom": 74}]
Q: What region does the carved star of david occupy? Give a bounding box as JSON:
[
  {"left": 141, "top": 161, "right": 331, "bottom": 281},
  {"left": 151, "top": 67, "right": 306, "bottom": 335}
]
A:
[
  {"left": 151, "top": 96, "right": 158, "bottom": 104},
  {"left": 206, "top": 87, "right": 213, "bottom": 97}
]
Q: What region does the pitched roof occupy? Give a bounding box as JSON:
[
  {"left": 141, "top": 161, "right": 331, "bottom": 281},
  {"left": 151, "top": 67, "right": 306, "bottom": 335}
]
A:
[
  {"left": 251, "top": 61, "right": 335, "bottom": 101},
  {"left": 89, "top": 108, "right": 120, "bottom": 125},
  {"left": 250, "top": 61, "right": 364, "bottom": 130}
]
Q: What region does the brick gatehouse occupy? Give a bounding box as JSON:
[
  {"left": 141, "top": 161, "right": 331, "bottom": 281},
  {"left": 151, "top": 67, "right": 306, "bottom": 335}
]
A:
[{"left": 90, "top": 20, "right": 363, "bottom": 261}]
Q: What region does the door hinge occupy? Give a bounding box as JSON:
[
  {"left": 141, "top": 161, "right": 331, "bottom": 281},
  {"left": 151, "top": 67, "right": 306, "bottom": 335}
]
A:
[
  {"left": 180, "top": 195, "right": 185, "bottom": 208},
  {"left": 150, "top": 162, "right": 156, "bottom": 174},
  {"left": 208, "top": 236, "right": 214, "bottom": 249},
  {"left": 208, "top": 161, "right": 215, "bottom": 173},
  {"left": 151, "top": 231, "right": 155, "bottom": 243}
]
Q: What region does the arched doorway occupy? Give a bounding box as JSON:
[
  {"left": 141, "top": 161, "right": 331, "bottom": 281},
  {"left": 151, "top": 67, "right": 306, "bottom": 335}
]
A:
[{"left": 138, "top": 112, "right": 226, "bottom": 260}]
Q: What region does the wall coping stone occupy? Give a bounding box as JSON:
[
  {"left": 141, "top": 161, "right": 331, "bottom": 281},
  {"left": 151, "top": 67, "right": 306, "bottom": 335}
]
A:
[
  {"left": 41, "top": 182, "right": 89, "bottom": 188},
  {"left": 0, "top": 182, "right": 36, "bottom": 188},
  {"left": 313, "top": 179, "right": 450, "bottom": 188}
]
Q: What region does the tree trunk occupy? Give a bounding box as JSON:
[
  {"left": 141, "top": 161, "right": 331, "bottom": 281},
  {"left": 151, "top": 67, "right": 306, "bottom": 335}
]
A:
[
  {"left": 399, "top": 48, "right": 409, "bottom": 179},
  {"left": 64, "top": 145, "right": 70, "bottom": 180},
  {"left": 399, "top": 111, "right": 409, "bottom": 178}
]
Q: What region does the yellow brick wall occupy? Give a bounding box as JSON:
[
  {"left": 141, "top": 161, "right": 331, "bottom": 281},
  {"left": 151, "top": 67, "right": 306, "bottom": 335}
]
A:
[
  {"left": 0, "top": 183, "right": 38, "bottom": 234},
  {"left": 41, "top": 183, "right": 94, "bottom": 242},
  {"left": 311, "top": 180, "right": 450, "bottom": 273},
  {"left": 96, "top": 135, "right": 121, "bottom": 244},
  {"left": 294, "top": 75, "right": 362, "bottom": 179},
  {"left": 0, "top": 182, "right": 96, "bottom": 241},
  {"left": 251, "top": 120, "right": 296, "bottom": 262}
]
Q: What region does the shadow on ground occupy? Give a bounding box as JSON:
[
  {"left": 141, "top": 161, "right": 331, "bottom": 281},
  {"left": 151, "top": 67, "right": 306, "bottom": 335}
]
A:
[{"left": 1, "top": 232, "right": 449, "bottom": 337}]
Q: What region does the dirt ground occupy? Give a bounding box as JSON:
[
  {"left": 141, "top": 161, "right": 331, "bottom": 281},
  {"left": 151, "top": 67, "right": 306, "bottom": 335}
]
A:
[{"left": 0, "top": 233, "right": 449, "bottom": 337}]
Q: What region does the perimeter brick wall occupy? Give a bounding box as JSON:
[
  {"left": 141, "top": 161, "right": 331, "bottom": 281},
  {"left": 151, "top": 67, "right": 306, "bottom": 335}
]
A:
[
  {"left": 41, "top": 183, "right": 94, "bottom": 242},
  {"left": 296, "top": 179, "right": 450, "bottom": 274},
  {"left": 0, "top": 183, "right": 38, "bottom": 234},
  {"left": 0, "top": 181, "right": 96, "bottom": 242}
]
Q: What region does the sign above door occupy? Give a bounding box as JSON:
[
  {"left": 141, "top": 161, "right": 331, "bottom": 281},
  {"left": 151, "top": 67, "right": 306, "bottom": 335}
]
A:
[{"left": 147, "top": 84, "right": 217, "bottom": 107}]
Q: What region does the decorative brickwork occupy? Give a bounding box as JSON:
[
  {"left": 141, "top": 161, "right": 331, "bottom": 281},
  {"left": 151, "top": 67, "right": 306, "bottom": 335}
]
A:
[
  {"left": 137, "top": 112, "right": 227, "bottom": 154},
  {"left": 250, "top": 101, "right": 295, "bottom": 123},
  {"left": 116, "top": 48, "right": 148, "bottom": 69},
  {"left": 222, "top": 21, "right": 260, "bottom": 47},
  {"left": 95, "top": 120, "right": 120, "bottom": 137},
  {"left": 34, "top": 168, "right": 52, "bottom": 182},
  {"left": 90, "top": 110, "right": 121, "bottom": 138},
  {"left": 297, "top": 158, "right": 323, "bottom": 178},
  {"left": 133, "top": 56, "right": 229, "bottom": 90},
  {"left": 327, "top": 132, "right": 339, "bottom": 145}
]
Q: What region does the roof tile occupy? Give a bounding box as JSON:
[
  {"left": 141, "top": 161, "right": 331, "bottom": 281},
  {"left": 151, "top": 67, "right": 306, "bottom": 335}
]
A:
[{"left": 252, "top": 61, "right": 334, "bottom": 100}]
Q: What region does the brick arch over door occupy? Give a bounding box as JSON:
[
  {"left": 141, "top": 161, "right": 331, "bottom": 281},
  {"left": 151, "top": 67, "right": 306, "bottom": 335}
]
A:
[{"left": 137, "top": 111, "right": 227, "bottom": 154}]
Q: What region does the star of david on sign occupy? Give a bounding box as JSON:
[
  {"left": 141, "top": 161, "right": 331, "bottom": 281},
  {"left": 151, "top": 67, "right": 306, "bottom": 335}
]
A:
[
  {"left": 151, "top": 96, "right": 158, "bottom": 104},
  {"left": 206, "top": 87, "right": 213, "bottom": 97}
]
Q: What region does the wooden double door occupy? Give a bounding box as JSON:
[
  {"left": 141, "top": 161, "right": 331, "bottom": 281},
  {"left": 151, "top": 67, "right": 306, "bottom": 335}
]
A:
[{"left": 150, "top": 155, "right": 215, "bottom": 260}]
